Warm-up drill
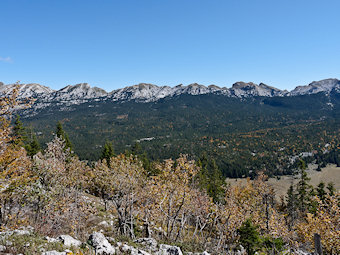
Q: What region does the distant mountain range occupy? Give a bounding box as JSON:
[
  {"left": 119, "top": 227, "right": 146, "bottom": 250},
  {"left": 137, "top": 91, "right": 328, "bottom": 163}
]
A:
[{"left": 1, "top": 79, "right": 340, "bottom": 114}]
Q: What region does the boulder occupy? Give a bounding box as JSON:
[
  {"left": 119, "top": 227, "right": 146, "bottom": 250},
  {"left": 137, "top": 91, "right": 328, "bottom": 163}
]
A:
[
  {"left": 88, "top": 232, "right": 115, "bottom": 254},
  {"left": 134, "top": 238, "right": 158, "bottom": 251},
  {"left": 121, "top": 244, "right": 138, "bottom": 255},
  {"left": 157, "top": 244, "right": 183, "bottom": 255},
  {"left": 45, "top": 236, "right": 58, "bottom": 243},
  {"left": 57, "top": 235, "right": 82, "bottom": 247}
]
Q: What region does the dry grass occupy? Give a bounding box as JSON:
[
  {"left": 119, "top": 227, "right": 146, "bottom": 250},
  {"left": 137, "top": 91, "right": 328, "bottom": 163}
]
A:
[{"left": 226, "top": 164, "right": 340, "bottom": 200}]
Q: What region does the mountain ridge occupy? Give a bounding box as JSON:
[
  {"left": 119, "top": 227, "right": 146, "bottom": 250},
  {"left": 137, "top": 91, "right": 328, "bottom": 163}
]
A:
[{"left": 1, "top": 79, "right": 339, "bottom": 108}]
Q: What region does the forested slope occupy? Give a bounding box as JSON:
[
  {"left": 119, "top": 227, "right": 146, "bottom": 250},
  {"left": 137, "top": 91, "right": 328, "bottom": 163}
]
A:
[{"left": 22, "top": 91, "right": 340, "bottom": 177}]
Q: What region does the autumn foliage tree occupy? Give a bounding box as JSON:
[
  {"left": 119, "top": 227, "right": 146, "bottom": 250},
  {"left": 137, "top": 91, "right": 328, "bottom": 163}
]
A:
[
  {"left": 143, "top": 155, "right": 213, "bottom": 243},
  {"left": 0, "top": 85, "right": 33, "bottom": 227},
  {"left": 296, "top": 192, "right": 340, "bottom": 254},
  {"left": 92, "top": 154, "right": 146, "bottom": 238}
]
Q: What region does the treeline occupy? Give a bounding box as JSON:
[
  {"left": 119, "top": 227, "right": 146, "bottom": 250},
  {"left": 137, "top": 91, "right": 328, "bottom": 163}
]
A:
[{"left": 1, "top": 88, "right": 339, "bottom": 254}]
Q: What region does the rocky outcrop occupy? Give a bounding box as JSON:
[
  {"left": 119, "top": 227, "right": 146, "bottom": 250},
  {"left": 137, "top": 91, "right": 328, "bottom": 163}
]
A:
[
  {"left": 134, "top": 238, "right": 158, "bottom": 251},
  {"left": 88, "top": 232, "right": 115, "bottom": 254},
  {"left": 289, "top": 78, "right": 340, "bottom": 96},
  {"left": 157, "top": 244, "right": 183, "bottom": 255}
]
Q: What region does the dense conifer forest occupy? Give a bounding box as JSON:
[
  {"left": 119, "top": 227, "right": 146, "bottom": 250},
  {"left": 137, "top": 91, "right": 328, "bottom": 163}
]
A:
[{"left": 21, "top": 92, "right": 340, "bottom": 179}]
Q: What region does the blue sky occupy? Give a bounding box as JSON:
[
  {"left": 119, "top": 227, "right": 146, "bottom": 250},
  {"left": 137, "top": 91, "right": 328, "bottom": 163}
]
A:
[{"left": 1, "top": 0, "right": 339, "bottom": 91}]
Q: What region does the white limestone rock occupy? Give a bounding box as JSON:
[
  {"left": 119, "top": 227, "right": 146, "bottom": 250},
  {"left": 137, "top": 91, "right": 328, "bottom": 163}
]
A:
[
  {"left": 88, "top": 232, "right": 115, "bottom": 254},
  {"left": 57, "top": 235, "right": 82, "bottom": 247},
  {"left": 134, "top": 238, "right": 158, "bottom": 251},
  {"left": 157, "top": 244, "right": 183, "bottom": 255}
]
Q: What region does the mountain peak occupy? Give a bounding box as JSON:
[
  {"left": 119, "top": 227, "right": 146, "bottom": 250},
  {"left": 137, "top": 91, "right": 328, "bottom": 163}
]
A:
[
  {"left": 230, "top": 82, "right": 285, "bottom": 97},
  {"left": 232, "top": 82, "right": 257, "bottom": 89},
  {"left": 290, "top": 78, "right": 340, "bottom": 96}
]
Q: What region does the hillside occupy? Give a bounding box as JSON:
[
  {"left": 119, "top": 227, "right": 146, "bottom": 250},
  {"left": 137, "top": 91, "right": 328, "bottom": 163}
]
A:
[{"left": 22, "top": 91, "right": 340, "bottom": 177}]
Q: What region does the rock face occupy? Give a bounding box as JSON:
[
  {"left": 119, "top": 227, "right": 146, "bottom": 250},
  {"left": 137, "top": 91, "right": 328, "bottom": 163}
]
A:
[
  {"left": 57, "top": 235, "right": 82, "bottom": 247},
  {"left": 289, "top": 78, "right": 340, "bottom": 96},
  {"left": 134, "top": 238, "right": 158, "bottom": 251},
  {"left": 157, "top": 244, "right": 183, "bottom": 255},
  {"left": 88, "top": 232, "right": 115, "bottom": 254}
]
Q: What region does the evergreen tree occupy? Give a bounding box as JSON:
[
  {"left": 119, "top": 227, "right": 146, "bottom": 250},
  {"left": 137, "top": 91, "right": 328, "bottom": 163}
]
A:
[
  {"left": 198, "top": 154, "right": 225, "bottom": 203},
  {"left": 131, "top": 142, "right": 143, "bottom": 155},
  {"left": 25, "top": 133, "right": 41, "bottom": 157},
  {"left": 12, "top": 115, "right": 27, "bottom": 144},
  {"left": 55, "top": 121, "right": 72, "bottom": 151},
  {"left": 131, "top": 143, "right": 154, "bottom": 175},
  {"left": 237, "top": 219, "right": 260, "bottom": 255},
  {"left": 100, "top": 141, "right": 115, "bottom": 167},
  {"left": 316, "top": 182, "right": 326, "bottom": 202},
  {"left": 286, "top": 184, "right": 298, "bottom": 229},
  {"left": 327, "top": 182, "right": 335, "bottom": 196},
  {"left": 296, "top": 159, "right": 312, "bottom": 214}
]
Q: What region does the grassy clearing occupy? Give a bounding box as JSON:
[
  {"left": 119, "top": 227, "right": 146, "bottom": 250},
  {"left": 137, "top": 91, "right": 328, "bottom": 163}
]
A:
[{"left": 226, "top": 164, "right": 340, "bottom": 200}]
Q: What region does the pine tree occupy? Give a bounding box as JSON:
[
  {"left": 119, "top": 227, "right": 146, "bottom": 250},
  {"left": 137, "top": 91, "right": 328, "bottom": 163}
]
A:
[
  {"left": 12, "top": 115, "right": 27, "bottom": 144},
  {"left": 237, "top": 219, "right": 260, "bottom": 255},
  {"left": 131, "top": 142, "right": 143, "bottom": 155},
  {"left": 296, "top": 159, "right": 312, "bottom": 214},
  {"left": 286, "top": 184, "right": 298, "bottom": 229},
  {"left": 25, "top": 134, "right": 41, "bottom": 157},
  {"left": 131, "top": 143, "right": 154, "bottom": 175},
  {"left": 100, "top": 141, "right": 115, "bottom": 167},
  {"left": 327, "top": 182, "right": 335, "bottom": 196},
  {"left": 316, "top": 182, "right": 326, "bottom": 202},
  {"left": 198, "top": 154, "right": 225, "bottom": 202},
  {"left": 55, "top": 121, "right": 72, "bottom": 151}
]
